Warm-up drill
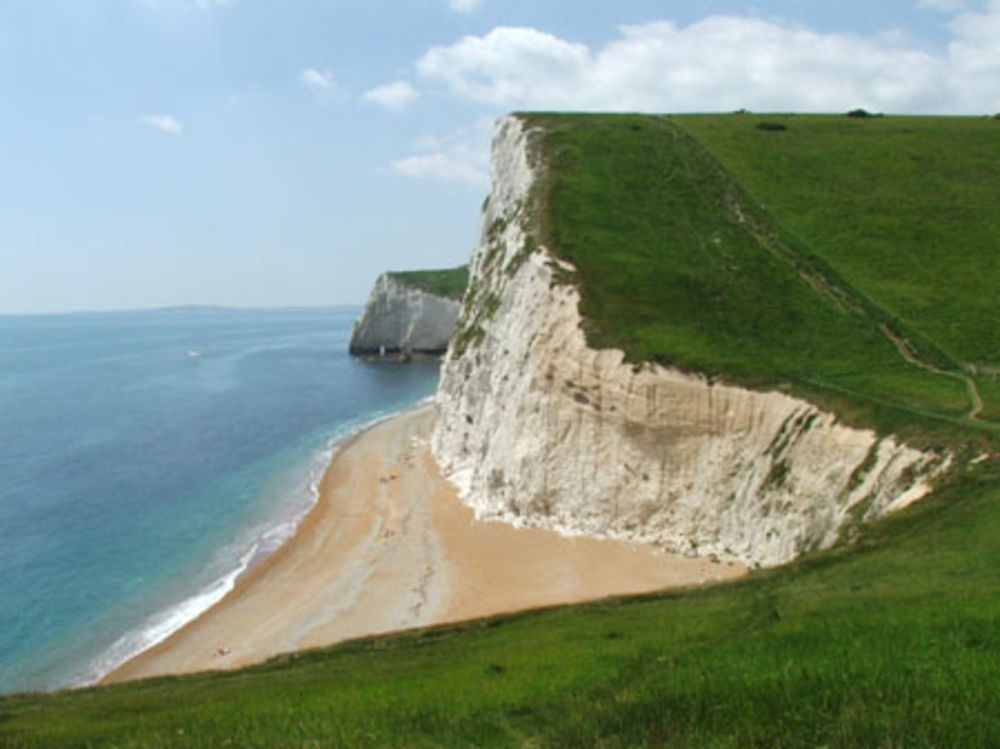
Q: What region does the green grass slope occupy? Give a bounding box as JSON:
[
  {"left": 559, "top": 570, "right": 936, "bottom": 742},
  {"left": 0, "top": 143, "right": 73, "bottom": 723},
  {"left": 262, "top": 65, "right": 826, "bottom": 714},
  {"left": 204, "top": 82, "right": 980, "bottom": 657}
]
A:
[
  {"left": 681, "top": 113, "right": 1000, "bottom": 435},
  {"left": 387, "top": 265, "right": 469, "bottom": 300},
  {"left": 4, "top": 114, "right": 1000, "bottom": 747},
  {"left": 4, "top": 459, "right": 1000, "bottom": 748},
  {"left": 678, "top": 114, "right": 1000, "bottom": 368},
  {"left": 521, "top": 112, "right": 1000, "bottom": 442}
]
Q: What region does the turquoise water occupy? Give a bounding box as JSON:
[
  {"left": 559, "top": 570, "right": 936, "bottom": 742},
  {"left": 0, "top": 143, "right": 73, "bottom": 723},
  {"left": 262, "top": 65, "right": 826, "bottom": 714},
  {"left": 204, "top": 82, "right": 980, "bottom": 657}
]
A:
[{"left": 0, "top": 307, "right": 440, "bottom": 694}]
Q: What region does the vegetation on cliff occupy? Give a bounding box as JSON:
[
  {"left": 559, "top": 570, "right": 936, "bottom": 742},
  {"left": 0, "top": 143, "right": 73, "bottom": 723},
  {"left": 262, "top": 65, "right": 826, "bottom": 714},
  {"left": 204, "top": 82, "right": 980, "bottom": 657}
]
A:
[
  {"left": 522, "top": 112, "right": 1000, "bottom": 444},
  {"left": 349, "top": 265, "right": 466, "bottom": 355},
  {"left": 386, "top": 265, "right": 469, "bottom": 301},
  {"left": 5, "top": 115, "right": 1000, "bottom": 746}
]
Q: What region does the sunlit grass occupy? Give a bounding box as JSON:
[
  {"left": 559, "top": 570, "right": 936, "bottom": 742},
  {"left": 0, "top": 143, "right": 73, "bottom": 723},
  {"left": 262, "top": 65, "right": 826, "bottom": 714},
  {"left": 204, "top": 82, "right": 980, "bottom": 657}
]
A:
[
  {"left": 523, "top": 113, "right": 1000, "bottom": 441},
  {"left": 387, "top": 266, "right": 469, "bottom": 300},
  {"left": 4, "top": 114, "right": 1000, "bottom": 747},
  {"left": 4, "top": 458, "right": 1000, "bottom": 747}
]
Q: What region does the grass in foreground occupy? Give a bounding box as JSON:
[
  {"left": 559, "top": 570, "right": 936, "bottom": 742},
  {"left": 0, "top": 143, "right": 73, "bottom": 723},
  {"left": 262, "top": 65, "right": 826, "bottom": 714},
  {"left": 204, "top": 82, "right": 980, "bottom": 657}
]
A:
[
  {"left": 3, "top": 457, "right": 1000, "bottom": 747},
  {"left": 388, "top": 266, "right": 469, "bottom": 301}
]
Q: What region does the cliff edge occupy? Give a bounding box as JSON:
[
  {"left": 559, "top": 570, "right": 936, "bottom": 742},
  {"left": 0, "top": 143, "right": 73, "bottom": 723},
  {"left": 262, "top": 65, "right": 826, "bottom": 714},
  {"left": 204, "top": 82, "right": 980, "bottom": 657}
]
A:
[
  {"left": 349, "top": 268, "right": 467, "bottom": 356},
  {"left": 431, "top": 115, "right": 949, "bottom": 568}
]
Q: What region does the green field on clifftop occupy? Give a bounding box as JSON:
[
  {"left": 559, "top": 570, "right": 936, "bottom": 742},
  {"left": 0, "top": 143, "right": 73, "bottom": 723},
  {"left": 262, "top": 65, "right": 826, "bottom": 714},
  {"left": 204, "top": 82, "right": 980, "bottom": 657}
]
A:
[
  {"left": 523, "top": 112, "right": 1000, "bottom": 443},
  {"left": 387, "top": 265, "right": 469, "bottom": 300},
  {"left": 4, "top": 114, "right": 1000, "bottom": 748}
]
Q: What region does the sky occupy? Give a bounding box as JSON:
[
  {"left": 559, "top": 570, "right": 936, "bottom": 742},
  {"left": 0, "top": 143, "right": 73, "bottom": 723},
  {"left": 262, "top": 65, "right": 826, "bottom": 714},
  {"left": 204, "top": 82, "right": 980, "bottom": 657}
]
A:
[{"left": 1, "top": 0, "right": 998, "bottom": 314}]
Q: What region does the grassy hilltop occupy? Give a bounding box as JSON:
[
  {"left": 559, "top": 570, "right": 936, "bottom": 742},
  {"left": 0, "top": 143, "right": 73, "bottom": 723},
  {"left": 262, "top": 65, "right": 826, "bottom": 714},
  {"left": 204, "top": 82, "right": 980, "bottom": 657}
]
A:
[
  {"left": 523, "top": 112, "right": 1000, "bottom": 443},
  {"left": 387, "top": 265, "right": 469, "bottom": 301},
  {"left": 4, "top": 114, "right": 1000, "bottom": 748}
]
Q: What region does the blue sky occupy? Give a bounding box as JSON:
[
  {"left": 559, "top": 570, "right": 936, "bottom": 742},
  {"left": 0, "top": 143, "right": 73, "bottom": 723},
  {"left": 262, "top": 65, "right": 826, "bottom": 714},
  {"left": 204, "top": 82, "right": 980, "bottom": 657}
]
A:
[{"left": 1, "top": 0, "right": 998, "bottom": 313}]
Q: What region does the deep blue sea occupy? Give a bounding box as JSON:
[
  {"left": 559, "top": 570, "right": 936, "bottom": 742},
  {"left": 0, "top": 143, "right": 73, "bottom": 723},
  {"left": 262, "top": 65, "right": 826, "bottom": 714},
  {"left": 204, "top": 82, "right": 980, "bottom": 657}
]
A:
[{"left": 0, "top": 307, "right": 440, "bottom": 694}]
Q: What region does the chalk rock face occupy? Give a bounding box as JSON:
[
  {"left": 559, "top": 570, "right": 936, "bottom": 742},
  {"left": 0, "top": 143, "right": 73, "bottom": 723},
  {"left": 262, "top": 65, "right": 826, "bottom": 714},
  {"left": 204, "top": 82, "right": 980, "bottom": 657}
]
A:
[
  {"left": 349, "top": 274, "right": 461, "bottom": 355},
  {"left": 431, "top": 115, "right": 947, "bottom": 568}
]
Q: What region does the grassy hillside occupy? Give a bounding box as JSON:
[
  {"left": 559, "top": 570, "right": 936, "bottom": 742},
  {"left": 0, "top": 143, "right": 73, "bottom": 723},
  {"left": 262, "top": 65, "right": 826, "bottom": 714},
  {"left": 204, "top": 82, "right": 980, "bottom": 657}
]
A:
[
  {"left": 521, "top": 112, "right": 1000, "bottom": 444},
  {"left": 678, "top": 114, "right": 1000, "bottom": 367},
  {"left": 4, "top": 114, "right": 1000, "bottom": 747},
  {"left": 388, "top": 265, "right": 469, "bottom": 300},
  {"left": 4, "top": 458, "right": 1000, "bottom": 747}
]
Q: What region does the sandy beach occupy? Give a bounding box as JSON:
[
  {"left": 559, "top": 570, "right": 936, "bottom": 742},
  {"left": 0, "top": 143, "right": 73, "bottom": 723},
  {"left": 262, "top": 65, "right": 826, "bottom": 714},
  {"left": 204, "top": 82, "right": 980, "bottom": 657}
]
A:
[{"left": 105, "top": 405, "right": 744, "bottom": 684}]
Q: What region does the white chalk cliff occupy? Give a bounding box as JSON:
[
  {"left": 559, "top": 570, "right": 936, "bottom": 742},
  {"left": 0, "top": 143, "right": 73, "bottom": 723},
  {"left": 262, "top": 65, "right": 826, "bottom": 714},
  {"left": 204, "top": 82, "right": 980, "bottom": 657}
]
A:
[
  {"left": 350, "top": 274, "right": 462, "bottom": 355},
  {"left": 431, "top": 115, "right": 947, "bottom": 568}
]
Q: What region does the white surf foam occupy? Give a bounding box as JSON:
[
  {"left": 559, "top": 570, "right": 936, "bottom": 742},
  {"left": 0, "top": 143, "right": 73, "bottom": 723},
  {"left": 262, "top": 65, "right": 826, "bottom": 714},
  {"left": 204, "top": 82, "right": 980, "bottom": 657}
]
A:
[{"left": 74, "top": 402, "right": 430, "bottom": 688}]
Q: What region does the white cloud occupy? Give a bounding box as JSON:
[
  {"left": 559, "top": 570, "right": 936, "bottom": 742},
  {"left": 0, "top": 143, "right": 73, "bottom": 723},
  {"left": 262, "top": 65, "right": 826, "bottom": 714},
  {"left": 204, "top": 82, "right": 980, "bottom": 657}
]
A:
[
  {"left": 946, "top": 0, "right": 1000, "bottom": 108},
  {"left": 392, "top": 7, "right": 1000, "bottom": 182},
  {"left": 391, "top": 153, "right": 487, "bottom": 184},
  {"left": 140, "top": 115, "right": 183, "bottom": 135},
  {"left": 390, "top": 119, "right": 491, "bottom": 185},
  {"left": 418, "top": 27, "right": 590, "bottom": 106},
  {"left": 414, "top": 10, "right": 1000, "bottom": 115},
  {"left": 449, "top": 0, "right": 483, "bottom": 13},
  {"left": 299, "top": 68, "right": 333, "bottom": 91},
  {"left": 362, "top": 80, "right": 419, "bottom": 111}
]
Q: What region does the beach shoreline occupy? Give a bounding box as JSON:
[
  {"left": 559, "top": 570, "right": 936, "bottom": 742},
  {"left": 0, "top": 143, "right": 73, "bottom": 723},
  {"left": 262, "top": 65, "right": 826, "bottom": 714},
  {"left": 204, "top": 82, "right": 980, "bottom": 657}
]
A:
[{"left": 104, "top": 404, "right": 745, "bottom": 685}]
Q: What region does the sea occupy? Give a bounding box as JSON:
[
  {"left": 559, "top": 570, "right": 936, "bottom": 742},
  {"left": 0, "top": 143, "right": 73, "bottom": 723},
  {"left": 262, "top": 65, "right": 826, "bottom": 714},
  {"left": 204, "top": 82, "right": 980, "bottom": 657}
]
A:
[{"left": 0, "top": 306, "right": 440, "bottom": 694}]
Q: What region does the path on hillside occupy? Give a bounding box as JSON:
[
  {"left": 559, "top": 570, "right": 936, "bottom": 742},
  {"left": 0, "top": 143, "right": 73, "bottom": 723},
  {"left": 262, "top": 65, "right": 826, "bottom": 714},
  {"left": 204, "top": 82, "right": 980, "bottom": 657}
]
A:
[
  {"left": 669, "top": 122, "right": 986, "bottom": 423},
  {"left": 880, "top": 325, "right": 984, "bottom": 421}
]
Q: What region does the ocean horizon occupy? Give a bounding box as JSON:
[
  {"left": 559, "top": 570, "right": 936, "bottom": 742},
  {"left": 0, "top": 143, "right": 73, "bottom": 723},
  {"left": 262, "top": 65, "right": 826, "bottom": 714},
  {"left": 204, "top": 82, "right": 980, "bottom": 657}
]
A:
[{"left": 0, "top": 306, "right": 440, "bottom": 694}]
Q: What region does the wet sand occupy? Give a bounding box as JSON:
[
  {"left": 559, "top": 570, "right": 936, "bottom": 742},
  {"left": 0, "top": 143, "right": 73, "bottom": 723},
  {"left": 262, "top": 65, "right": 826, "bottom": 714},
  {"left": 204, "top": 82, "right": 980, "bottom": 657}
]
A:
[{"left": 105, "top": 405, "right": 744, "bottom": 684}]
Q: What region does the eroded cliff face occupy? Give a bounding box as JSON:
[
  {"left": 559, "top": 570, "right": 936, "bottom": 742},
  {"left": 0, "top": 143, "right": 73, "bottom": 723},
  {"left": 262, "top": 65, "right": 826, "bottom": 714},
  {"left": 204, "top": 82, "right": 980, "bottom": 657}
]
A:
[
  {"left": 350, "top": 274, "right": 461, "bottom": 355},
  {"left": 431, "top": 115, "right": 947, "bottom": 568}
]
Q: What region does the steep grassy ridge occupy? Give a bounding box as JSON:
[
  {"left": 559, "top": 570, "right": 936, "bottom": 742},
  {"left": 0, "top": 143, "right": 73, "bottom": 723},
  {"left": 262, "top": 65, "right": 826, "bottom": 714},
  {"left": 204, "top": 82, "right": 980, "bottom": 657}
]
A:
[
  {"left": 522, "top": 113, "right": 1000, "bottom": 440},
  {"left": 387, "top": 265, "right": 469, "bottom": 300},
  {"left": 682, "top": 113, "right": 1000, "bottom": 436},
  {"left": 679, "top": 114, "right": 1000, "bottom": 368}
]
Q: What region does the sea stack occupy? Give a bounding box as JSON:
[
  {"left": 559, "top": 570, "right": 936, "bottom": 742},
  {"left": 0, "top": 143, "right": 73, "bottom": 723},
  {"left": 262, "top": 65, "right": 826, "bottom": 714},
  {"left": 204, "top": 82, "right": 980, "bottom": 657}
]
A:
[{"left": 349, "top": 267, "right": 467, "bottom": 356}]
